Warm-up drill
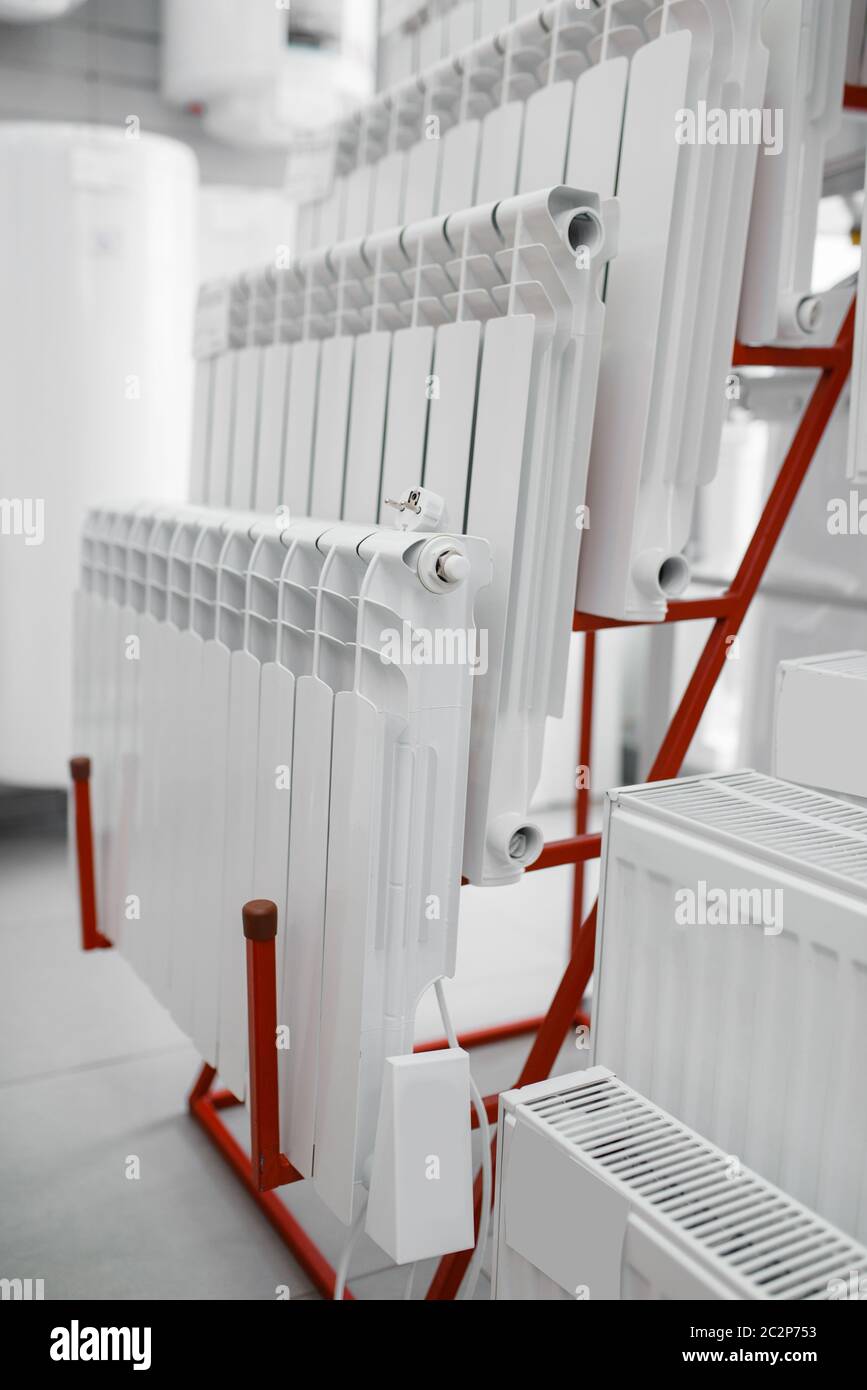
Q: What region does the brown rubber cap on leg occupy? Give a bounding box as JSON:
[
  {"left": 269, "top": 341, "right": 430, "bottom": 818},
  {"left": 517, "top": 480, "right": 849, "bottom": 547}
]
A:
[
  {"left": 242, "top": 899, "right": 278, "bottom": 942},
  {"left": 70, "top": 756, "right": 91, "bottom": 782}
]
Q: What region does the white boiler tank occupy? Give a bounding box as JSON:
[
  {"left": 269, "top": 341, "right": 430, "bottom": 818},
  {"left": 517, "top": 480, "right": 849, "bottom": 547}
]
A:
[{"left": 0, "top": 123, "right": 197, "bottom": 786}]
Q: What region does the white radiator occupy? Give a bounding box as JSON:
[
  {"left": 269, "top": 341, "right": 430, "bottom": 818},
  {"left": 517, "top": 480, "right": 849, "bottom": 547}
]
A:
[
  {"left": 187, "top": 183, "right": 615, "bottom": 885},
  {"left": 576, "top": 0, "right": 769, "bottom": 622},
  {"left": 297, "top": 0, "right": 771, "bottom": 625},
  {"left": 493, "top": 1067, "right": 867, "bottom": 1300},
  {"left": 75, "top": 503, "right": 489, "bottom": 1225},
  {"left": 592, "top": 771, "right": 867, "bottom": 1243},
  {"left": 848, "top": 138, "right": 867, "bottom": 484},
  {"left": 738, "top": 0, "right": 852, "bottom": 347}
]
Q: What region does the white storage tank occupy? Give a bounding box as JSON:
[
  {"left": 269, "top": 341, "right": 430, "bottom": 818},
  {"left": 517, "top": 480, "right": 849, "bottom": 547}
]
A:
[
  {"left": 162, "top": 0, "right": 376, "bottom": 149},
  {"left": 0, "top": 123, "right": 197, "bottom": 786}
]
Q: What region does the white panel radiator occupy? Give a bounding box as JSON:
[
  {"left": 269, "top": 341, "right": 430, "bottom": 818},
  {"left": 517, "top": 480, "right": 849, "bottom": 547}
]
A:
[
  {"left": 186, "top": 183, "right": 615, "bottom": 885},
  {"left": 592, "top": 771, "right": 867, "bottom": 1243},
  {"left": 74, "top": 502, "right": 489, "bottom": 1226},
  {"left": 493, "top": 1067, "right": 867, "bottom": 1300}
]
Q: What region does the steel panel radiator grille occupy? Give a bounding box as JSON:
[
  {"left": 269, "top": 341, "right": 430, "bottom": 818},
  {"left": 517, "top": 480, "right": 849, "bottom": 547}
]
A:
[
  {"left": 492, "top": 1067, "right": 867, "bottom": 1300},
  {"left": 592, "top": 772, "right": 867, "bottom": 1244}
]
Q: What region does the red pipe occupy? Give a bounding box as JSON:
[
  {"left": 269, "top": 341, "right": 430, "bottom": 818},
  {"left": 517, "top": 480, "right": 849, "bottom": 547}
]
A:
[
  {"left": 528, "top": 831, "right": 602, "bottom": 871},
  {"left": 732, "top": 341, "right": 850, "bottom": 370},
  {"left": 69, "top": 757, "right": 111, "bottom": 951},
  {"left": 414, "top": 1009, "right": 590, "bottom": 1056},
  {"left": 575, "top": 594, "right": 738, "bottom": 631}
]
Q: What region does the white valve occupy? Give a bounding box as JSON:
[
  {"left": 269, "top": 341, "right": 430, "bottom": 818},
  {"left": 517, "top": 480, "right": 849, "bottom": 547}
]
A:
[
  {"left": 416, "top": 537, "right": 472, "bottom": 593},
  {"left": 437, "top": 552, "right": 470, "bottom": 585}
]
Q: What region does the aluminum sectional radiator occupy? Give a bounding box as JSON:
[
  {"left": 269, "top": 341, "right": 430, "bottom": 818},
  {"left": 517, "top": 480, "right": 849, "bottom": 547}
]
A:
[
  {"left": 297, "top": 0, "right": 773, "bottom": 625},
  {"left": 576, "top": 0, "right": 769, "bottom": 623},
  {"left": 74, "top": 503, "right": 490, "bottom": 1225},
  {"left": 738, "top": 0, "right": 851, "bottom": 347},
  {"left": 186, "top": 183, "right": 615, "bottom": 885},
  {"left": 492, "top": 1067, "right": 867, "bottom": 1300},
  {"left": 592, "top": 771, "right": 867, "bottom": 1243}
]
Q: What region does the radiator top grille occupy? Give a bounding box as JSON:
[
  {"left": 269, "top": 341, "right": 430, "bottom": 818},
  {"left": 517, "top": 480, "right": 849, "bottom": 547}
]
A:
[
  {"left": 524, "top": 1073, "right": 867, "bottom": 1300},
  {"left": 790, "top": 653, "right": 867, "bottom": 678},
  {"left": 614, "top": 771, "right": 867, "bottom": 887}
]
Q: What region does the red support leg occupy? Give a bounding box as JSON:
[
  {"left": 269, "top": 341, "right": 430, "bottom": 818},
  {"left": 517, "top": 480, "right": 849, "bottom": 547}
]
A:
[
  {"left": 571, "top": 631, "right": 596, "bottom": 954},
  {"left": 185, "top": 899, "right": 352, "bottom": 1298},
  {"left": 69, "top": 757, "right": 111, "bottom": 951},
  {"left": 242, "top": 900, "right": 300, "bottom": 1193},
  {"left": 187, "top": 1062, "right": 353, "bottom": 1300}
]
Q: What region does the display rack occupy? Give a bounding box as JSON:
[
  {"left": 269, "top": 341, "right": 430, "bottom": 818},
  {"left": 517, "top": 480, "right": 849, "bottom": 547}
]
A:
[{"left": 69, "top": 99, "right": 862, "bottom": 1298}]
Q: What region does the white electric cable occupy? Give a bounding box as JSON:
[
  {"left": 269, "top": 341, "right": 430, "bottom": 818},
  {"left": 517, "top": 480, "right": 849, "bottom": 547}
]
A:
[
  {"left": 433, "top": 978, "right": 492, "bottom": 1302},
  {"left": 333, "top": 1192, "right": 369, "bottom": 1301},
  {"left": 600, "top": 0, "right": 614, "bottom": 66},
  {"left": 403, "top": 1262, "right": 417, "bottom": 1300}
]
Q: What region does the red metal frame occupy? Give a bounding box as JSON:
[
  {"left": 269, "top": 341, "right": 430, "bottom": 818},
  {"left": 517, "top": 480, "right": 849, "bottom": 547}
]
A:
[
  {"left": 71, "top": 113, "right": 862, "bottom": 1293},
  {"left": 187, "top": 1063, "right": 355, "bottom": 1300}
]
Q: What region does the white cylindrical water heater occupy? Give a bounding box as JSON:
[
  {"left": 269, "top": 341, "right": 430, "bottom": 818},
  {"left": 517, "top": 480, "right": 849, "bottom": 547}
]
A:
[
  {"left": 0, "top": 124, "right": 198, "bottom": 786},
  {"left": 162, "top": 0, "right": 376, "bottom": 148}
]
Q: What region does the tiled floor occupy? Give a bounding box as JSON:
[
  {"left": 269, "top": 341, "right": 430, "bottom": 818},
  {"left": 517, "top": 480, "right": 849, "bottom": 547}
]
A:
[{"left": 0, "top": 817, "right": 589, "bottom": 1301}]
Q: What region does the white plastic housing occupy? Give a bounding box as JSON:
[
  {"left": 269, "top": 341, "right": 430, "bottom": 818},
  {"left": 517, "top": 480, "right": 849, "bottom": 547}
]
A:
[{"left": 365, "top": 1049, "right": 474, "bottom": 1265}]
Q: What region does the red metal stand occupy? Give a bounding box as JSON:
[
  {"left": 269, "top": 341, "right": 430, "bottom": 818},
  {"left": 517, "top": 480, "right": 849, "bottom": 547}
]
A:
[
  {"left": 187, "top": 1063, "right": 354, "bottom": 1300},
  {"left": 72, "top": 130, "right": 861, "bottom": 1294}
]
